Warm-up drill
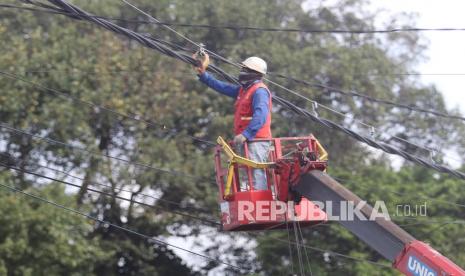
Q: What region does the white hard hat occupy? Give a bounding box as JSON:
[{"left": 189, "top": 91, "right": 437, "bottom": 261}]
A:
[{"left": 241, "top": 56, "right": 267, "bottom": 75}]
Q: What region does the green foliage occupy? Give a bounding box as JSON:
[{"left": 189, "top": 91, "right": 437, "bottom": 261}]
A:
[
  {"left": 0, "top": 0, "right": 464, "bottom": 275},
  {"left": 0, "top": 174, "right": 111, "bottom": 275}
]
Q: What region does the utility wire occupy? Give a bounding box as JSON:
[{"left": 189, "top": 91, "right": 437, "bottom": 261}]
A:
[
  {"left": 0, "top": 122, "right": 215, "bottom": 184},
  {"left": 333, "top": 177, "right": 465, "bottom": 209},
  {"left": 0, "top": 161, "right": 220, "bottom": 226},
  {"left": 0, "top": 178, "right": 394, "bottom": 271},
  {"left": 5, "top": 3, "right": 462, "bottom": 270},
  {"left": 1, "top": 68, "right": 196, "bottom": 76},
  {"left": 274, "top": 96, "right": 465, "bottom": 180},
  {"left": 0, "top": 152, "right": 213, "bottom": 214},
  {"left": 2, "top": 69, "right": 463, "bottom": 156},
  {"left": 4, "top": 1, "right": 465, "bottom": 133},
  {"left": 0, "top": 154, "right": 399, "bottom": 270},
  {"left": 0, "top": 70, "right": 215, "bottom": 147},
  {"left": 297, "top": 222, "right": 313, "bottom": 276},
  {"left": 6, "top": 68, "right": 465, "bottom": 77},
  {"left": 5, "top": 2, "right": 465, "bottom": 124},
  {"left": 0, "top": 157, "right": 397, "bottom": 270},
  {"left": 118, "top": 0, "right": 464, "bottom": 157},
  {"left": 22, "top": 0, "right": 465, "bottom": 181},
  {"left": 398, "top": 220, "right": 465, "bottom": 228},
  {"left": 3, "top": 4, "right": 465, "bottom": 34},
  {"left": 0, "top": 181, "right": 241, "bottom": 270},
  {"left": 270, "top": 73, "right": 465, "bottom": 122},
  {"left": 12, "top": 0, "right": 461, "bottom": 120},
  {"left": 118, "top": 0, "right": 463, "bottom": 160},
  {"left": 265, "top": 235, "right": 393, "bottom": 269}
]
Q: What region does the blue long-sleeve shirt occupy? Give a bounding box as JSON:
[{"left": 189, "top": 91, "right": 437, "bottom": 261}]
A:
[{"left": 198, "top": 72, "right": 270, "bottom": 140}]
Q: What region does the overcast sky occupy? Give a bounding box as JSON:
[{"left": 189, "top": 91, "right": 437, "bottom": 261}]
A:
[{"left": 371, "top": 0, "right": 465, "bottom": 113}]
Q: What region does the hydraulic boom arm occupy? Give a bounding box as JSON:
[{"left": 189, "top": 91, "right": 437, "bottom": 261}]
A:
[{"left": 294, "top": 171, "right": 465, "bottom": 276}]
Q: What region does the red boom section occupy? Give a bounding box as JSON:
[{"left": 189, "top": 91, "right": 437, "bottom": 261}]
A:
[
  {"left": 294, "top": 171, "right": 465, "bottom": 276},
  {"left": 394, "top": 240, "right": 465, "bottom": 276}
]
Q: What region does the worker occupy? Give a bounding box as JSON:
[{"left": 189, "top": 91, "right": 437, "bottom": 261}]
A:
[{"left": 193, "top": 53, "right": 272, "bottom": 191}]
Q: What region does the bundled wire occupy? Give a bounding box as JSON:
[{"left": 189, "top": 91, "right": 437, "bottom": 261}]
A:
[
  {"left": 12, "top": 0, "right": 465, "bottom": 181},
  {"left": 4, "top": 3, "right": 464, "bottom": 122},
  {"left": 274, "top": 95, "right": 465, "bottom": 180}
]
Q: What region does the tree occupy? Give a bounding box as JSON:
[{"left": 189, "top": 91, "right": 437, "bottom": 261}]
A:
[
  {"left": 0, "top": 174, "right": 111, "bottom": 276},
  {"left": 0, "top": 0, "right": 463, "bottom": 274}
]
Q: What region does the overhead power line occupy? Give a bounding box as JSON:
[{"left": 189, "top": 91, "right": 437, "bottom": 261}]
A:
[
  {"left": 0, "top": 122, "right": 215, "bottom": 184},
  {"left": 4, "top": 1, "right": 460, "bottom": 270},
  {"left": 17, "top": 0, "right": 465, "bottom": 181},
  {"left": 4, "top": 4, "right": 464, "bottom": 122},
  {"left": 0, "top": 176, "right": 393, "bottom": 271},
  {"left": 118, "top": 0, "right": 464, "bottom": 158},
  {"left": 6, "top": 68, "right": 465, "bottom": 77},
  {"left": 123, "top": 0, "right": 465, "bottom": 155},
  {"left": 0, "top": 71, "right": 215, "bottom": 147},
  {"left": 274, "top": 96, "right": 465, "bottom": 180},
  {"left": 0, "top": 161, "right": 220, "bottom": 225},
  {"left": 0, "top": 155, "right": 398, "bottom": 270},
  {"left": 332, "top": 177, "right": 465, "bottom": 210},
  {"left": 3, "top": 66, "right": 462, "bottom": 168},
  {"left": 0, "top": 181, "right": 241, "bottom": 270},
  {"left": 0, "top": 152, "right": 213, "bottom": 214},
  {"left": 270, "top": 73, "right": 465, "bottom": 122},
  {"left": 1, "top": 67, "right": 460, "bottom": 164},
  {"left": 3, "top": 3, "right": 465, "bottom": 34}
]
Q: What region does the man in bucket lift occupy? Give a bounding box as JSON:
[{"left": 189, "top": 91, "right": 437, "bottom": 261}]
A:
[{"left": 194, "top": 53, "right": 272, "bottom": 191}]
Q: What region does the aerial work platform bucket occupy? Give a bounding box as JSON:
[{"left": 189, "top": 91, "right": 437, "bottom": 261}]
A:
[{"left": 214, "top": 136, "right": 328, "bottom": 231}]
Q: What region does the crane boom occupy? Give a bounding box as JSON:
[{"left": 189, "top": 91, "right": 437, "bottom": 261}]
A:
[{"left": 293, "top": 171, "right": 465, "bottom": 276}]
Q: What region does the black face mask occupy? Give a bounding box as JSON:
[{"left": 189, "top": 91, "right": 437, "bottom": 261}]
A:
[{"left": 238, "top": 71, "right": 263, "bottom": 86}]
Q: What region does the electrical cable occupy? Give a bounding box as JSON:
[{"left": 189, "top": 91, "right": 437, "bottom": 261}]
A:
[
  {"left": 8, "top": 0, "right": 462, "bottom": 160},
  {"left": 297, "top": 222, "right": 313, "bottom": 276},
  {"left": 2, "top": 1, "right": 460, "bottom": 270},
  {"left": 270, "top": 73, "right": 465, "bottom": 122},
  {"left": 5, "top": 2, "right": 465, "bottom": 124},
  {"left": 0, "top": 70, "right": 215, "bottom": 147},
  {"left": 292, "top": 219, "right": 305, "bottom": 276},
  {"left": 264, "top": 235, "right": 393, "bottom": 269},
  {"left": 0, "top": 152, "right": 400, "bottom": 269},
  {"left": 4, "top": 74, "right": 462, "bottom": 211},
  {"left": 0, "top": 122, "right": 216, "bottom": 184},
  {"left": 0, "top": 152, "right": 213, "bottom": 214},
  {"left": 0, "top": 161, "right": 220, "bottom": 226},
  {"left": 5, "top": 68, "right": 465, "bottom": 77},
  {"left": 0, "top": 181, "right": 242, "bottom": 271},
  {"left": 15, "top": 0, "right": 465, "bottom": 181},
  {"left": 118, "top": 0, "right": 464, "bottom": 160},
  {"left": 0, "top": 155, "right": 399, "bottom": 270},
  {"left": 3, "top": 3, "right": 465, "bottom": 34},
  {"left": 285, "top": 216, "right": 296, "bottom": 276},
  {"left": 333, "top": 177, "right": 465, "bottom": 209},
  {"left": 273, "top": 95, "right": 465, "bottom": 180}
]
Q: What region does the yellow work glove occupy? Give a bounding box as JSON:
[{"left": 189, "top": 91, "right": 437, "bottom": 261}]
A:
[{"left": 192, "top": 52, "right": 210, "bottom": 74}]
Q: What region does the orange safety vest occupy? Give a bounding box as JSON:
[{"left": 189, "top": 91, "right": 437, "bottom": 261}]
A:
[{"left": 233, "top": 82, "right": 272, "bottom": 139}]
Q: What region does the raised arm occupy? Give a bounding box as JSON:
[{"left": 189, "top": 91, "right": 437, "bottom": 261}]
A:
[
  {"left": 198, "top": 72, "right": 240, "bottom": 98},
  {"left": 193, "top": 52, "right": 239, "bottom": 98}
]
